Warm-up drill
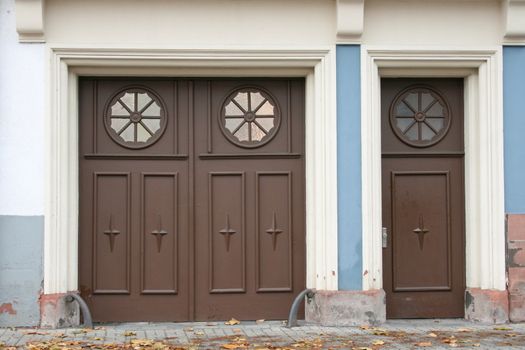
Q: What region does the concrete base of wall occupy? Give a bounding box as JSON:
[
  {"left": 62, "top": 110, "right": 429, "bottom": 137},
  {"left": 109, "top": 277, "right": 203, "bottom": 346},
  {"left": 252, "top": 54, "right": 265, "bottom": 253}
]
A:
[
  {"left": 305, "top": 289, "right": 386, "bottom": 326},
  {"left": 464, "top": 288, "right": 509, "bottom": 324},
  {"left": 40, "top": 293, "right": 80, "bottom": 328},
  {"left": 0, "top": 216, "right": 44, "bottom": 327}
]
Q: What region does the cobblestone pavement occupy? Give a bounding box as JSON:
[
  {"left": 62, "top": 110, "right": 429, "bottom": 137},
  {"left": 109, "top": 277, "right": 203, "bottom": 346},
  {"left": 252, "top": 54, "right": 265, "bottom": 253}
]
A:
[{"left": 1, "top": 319, "right": 525, "bottom": 349}]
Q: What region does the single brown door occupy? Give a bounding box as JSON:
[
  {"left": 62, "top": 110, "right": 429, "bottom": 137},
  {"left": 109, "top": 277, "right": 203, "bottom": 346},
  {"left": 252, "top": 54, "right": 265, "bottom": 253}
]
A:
[
  {"left": 193, "top": 80, "right": 305, "bottom": 320},
  {"left": 79, "top": 78, "right": 305, "bottom": 321},
  {"left": 381, "top": 78, "right": 465, "bottom": 318}
]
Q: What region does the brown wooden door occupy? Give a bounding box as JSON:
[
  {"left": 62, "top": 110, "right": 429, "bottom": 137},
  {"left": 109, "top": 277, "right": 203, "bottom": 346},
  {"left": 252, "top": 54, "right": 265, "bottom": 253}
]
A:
[
  {"left": 193, "top": 80, "right": 305, "bottom": 320},
  {"left": 79, "top": 78, "right": 305, "bottom": 322},
  {"left": 381, "top": 78, "right": 465, "bottom": 318}
]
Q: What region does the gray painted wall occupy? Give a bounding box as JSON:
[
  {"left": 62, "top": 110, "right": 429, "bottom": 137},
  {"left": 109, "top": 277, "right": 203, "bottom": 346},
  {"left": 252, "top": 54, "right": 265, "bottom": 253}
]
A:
[{"left": 0, "top": 216, "right": 43, "bottom": 326}]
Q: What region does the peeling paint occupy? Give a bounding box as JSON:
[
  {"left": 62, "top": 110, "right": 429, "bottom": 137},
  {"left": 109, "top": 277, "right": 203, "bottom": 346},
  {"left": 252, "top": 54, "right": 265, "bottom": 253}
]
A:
[
  {"left": 465, "top": 288, "right": 509, "bottom": 324},
  {"left": 306, "top": 290, "right": 386, "bottom": 326},
  {"left": 39, "top": 292, "right": 80, "bottom": 328},
  {"left": 0, "top": 303, "right": 16, "bottom": 315},
  {"left": 508, "top": 247, "right": 520, "bottom": 267},
  {"left": 465, "top": 290, "right": 473, "bottom": 309}
]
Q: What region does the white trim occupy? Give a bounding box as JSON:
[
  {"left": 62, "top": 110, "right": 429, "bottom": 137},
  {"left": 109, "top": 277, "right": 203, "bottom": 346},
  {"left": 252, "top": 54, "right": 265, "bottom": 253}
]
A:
[
  {"left": 503, "top": 0, "right": 525, "bottom": 43},
  {"left": 361, "top": 47, "right": 506, "bottom": 291},
  {"left": 15, "top": 0, "right": 44, "bottom": 42},
  {"left": 44, "top": 46, "right": 339, "bottom": 294},
  {"left": 336, "top": 0, "right": 364, "bottom": 43}
]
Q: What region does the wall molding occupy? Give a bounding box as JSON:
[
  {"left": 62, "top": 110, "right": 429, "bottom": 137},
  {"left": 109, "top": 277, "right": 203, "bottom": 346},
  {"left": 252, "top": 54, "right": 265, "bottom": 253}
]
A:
[
  {"left": 15, "top": 0, "right": 44, "bottom": 42},
  {"left": 361, "top": 47, "right": 506, "bottom": 291},
  {"left": 45, "top": 46, "right": 339, "bottom": 294},
  {"left": 336, "top": 0, "right": 364, "bottom": 43},
  {"left": 504, "top": 0, "right": 525, "bottom": 43}
]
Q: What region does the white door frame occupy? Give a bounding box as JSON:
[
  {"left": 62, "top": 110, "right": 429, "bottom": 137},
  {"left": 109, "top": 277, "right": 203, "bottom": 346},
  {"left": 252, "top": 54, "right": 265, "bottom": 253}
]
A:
[
  {"left": 361, "top": 47, "right": 506, "bottom": 292},
  {"left": 44, "top": 46, "right": 339, "bottom": 295}
]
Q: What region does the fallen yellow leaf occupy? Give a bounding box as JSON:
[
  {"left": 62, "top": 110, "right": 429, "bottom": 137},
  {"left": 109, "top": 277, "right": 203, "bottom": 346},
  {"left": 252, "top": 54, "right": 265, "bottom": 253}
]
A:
[
  {"left": 225, "top": 318, "right": 241, "bottom": 326},
  {"left": 222, "top": 343, "right": 247, "bottom": 349},
  {"left": 371, "top": 328, "right": 388, "bottom": 336},
  {"left": 372, "top": 340, "right": 385, "bottom": 345},
  {"left": 457, "top": 328, "right": 471, "bottom": 332},
  {"left": 442, "top": 337, "right": 457, "bottom": 344},
  {"left": 416, "top": 342, "right": 433, "bottom": 347},
  {"left": 428, "top": 332, "right": 438, "bottom": 338}
]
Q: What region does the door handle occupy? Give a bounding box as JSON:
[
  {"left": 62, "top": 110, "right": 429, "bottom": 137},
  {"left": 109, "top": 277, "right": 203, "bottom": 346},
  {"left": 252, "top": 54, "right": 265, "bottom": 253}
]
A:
[{"left": 382, "top": 227, "right": 388, "bottom": 248}]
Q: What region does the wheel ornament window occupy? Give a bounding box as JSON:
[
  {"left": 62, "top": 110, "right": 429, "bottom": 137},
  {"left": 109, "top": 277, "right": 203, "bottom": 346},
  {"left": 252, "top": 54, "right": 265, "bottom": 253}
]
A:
[
  {"left": 219, "top": 87, "right": 281, "bottom": 148},
  {"left": 389, "top": 86, "right": 451, "bottom": 147},
  {"left": 105, "top": 87, "right": 167, "bottom": 149}
]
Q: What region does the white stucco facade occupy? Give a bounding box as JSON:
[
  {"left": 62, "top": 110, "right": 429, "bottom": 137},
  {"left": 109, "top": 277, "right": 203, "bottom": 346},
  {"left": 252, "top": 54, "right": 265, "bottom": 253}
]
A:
[{"left": 0, "top": 0, "right": 45, "bottom": 216}]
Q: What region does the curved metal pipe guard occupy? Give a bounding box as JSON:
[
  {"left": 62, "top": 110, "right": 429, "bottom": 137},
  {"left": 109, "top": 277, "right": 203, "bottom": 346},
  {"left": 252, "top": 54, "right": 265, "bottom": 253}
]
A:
[
  {"left": 64, "top": 293, "right": 93, "bottom": 329},
  {"left": 286, "top": 288, "right": 315, "bottom": 328}
]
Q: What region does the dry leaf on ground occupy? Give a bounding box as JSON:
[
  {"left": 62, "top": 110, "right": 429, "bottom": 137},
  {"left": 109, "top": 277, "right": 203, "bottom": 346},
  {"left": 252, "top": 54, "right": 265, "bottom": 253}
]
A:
[
  {"left": 225, "top": 318, "right": 241, "bottom": 326},
  {"left": 23, "top": 331, "right": 48, "bottom": 335},
  {"left": 415, "top": 341, "right": 433, "bottom": 347},
  {"left": 457, "top": 328, "right": 472, "bottom": 332},
  {"left": 371, "top": 328, "right": 388, "bottom": 336}
]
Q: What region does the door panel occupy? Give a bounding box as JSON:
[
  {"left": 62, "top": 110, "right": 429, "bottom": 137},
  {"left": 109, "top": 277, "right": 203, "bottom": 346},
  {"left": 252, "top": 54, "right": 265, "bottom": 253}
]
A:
[
  {"left": 391, "top": 171, "right": 452, "bottom": 291},
  {"left": 92, "top": 172, "right": 131, "bottom": 294},
  {"left": 79, "top": 78, "right": 305, "bottom": 321},
  {"left": 381, "top": 78, "right": 465, "bottom": 318},
  {"left": 208, "top": 172, "right": 246, "bottom": 293},
  {"left": 256, "top": 172, "right": 293, "bottom": 292},
  {"left": 141, "top": 172, "right": 179, "bottom": 294}
]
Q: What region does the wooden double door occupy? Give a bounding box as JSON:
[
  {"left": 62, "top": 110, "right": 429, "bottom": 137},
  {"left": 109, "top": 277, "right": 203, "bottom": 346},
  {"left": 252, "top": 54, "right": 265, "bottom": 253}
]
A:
[
  {"left": 79, "top": 78, "right": 306, "bottom": 321},
  {"left": 381, "top": 78, "right": 466, "bottom": 318}
]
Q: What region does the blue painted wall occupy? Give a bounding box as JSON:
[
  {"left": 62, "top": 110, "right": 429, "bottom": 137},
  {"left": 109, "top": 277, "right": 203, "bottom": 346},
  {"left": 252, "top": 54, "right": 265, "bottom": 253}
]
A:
[
  {"left": 0, "top": 216, "right": 44, "bottom": 326},
  {"left": 504, "top": 46, "right": 525, "bottom": 214},
  {"left": 336, "top": 45, "right": 362, "bottom": 290}
]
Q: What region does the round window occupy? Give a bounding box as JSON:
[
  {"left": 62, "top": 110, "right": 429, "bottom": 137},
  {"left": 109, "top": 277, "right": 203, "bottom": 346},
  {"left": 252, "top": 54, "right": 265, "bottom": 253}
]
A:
[
  {"left": 104, "top": 87, "right": 167, "bottom": 149},
  {"left": 389, "top": 86, "right": 451, "bottom": 148},
  {"left": 219, "top": 87, "right": 281, "bottom": 148}
]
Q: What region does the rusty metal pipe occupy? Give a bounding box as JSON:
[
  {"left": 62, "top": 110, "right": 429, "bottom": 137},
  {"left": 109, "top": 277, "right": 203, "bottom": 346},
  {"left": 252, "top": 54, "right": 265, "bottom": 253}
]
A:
[
  {"left": 64, "top": 293, "right": 93, "bottom": 329},
  {"left": 286, "top": 288, "right": 315, "bottom": 328}
]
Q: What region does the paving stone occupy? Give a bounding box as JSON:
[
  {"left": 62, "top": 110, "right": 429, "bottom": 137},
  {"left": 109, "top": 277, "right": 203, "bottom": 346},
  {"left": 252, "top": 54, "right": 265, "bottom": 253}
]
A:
[{"left": 1, "top": 320, "right": 525, "bottom": 348}]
